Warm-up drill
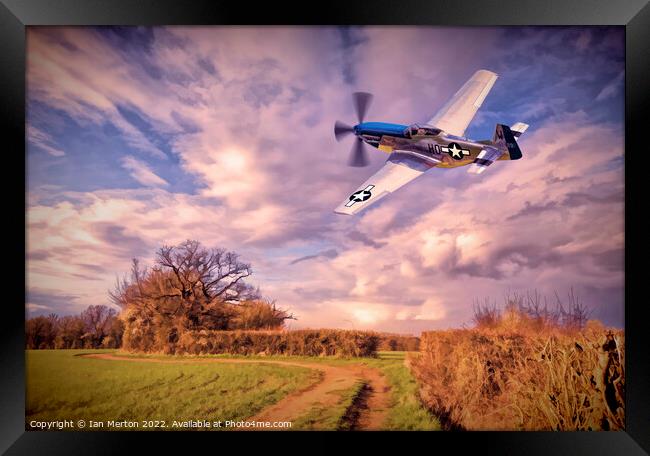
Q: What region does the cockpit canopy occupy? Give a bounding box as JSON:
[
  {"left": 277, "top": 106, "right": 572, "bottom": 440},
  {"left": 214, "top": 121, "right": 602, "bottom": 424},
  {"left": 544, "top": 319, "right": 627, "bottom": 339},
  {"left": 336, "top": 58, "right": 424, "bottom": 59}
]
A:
[{"left": 405, "top": 124, "right": 442, "bottom": 138}]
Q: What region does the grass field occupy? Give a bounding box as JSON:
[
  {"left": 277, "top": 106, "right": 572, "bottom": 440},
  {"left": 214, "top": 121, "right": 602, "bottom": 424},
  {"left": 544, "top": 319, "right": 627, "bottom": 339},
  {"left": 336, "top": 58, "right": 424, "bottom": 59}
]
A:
[
  {"left": 369, "top": 353, "right": 439, "bottom": 430},
  {"left": 104, "top": 350, "right": 439, "bottom": 430},
  {"left": 26, "top": 350, "right": 316, "bottom": 430},
  {"left": 26, "top": 350, "right": 439, "bottom": 431}
]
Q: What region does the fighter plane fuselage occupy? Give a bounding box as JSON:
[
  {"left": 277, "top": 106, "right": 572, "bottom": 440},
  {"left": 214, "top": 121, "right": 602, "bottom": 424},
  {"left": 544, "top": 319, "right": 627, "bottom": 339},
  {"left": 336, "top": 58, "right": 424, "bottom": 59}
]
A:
[{"left": 353, "top": 121, "right": 496, "bottom": 169}]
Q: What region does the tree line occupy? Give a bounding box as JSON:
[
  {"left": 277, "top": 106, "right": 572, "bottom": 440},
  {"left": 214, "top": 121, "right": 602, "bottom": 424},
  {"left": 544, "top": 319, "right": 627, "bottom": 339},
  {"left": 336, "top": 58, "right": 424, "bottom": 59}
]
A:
[
  {"left": 27, "top": 240, "right": 297, "bottom": 352},
  {"left": 26, "top": 304, "right": 124, "bottom": 349}
]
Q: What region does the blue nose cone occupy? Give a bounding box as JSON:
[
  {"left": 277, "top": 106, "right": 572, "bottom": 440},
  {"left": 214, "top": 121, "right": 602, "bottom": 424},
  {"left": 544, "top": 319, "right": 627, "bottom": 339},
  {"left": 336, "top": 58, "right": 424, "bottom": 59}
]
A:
[{"left": 354, "top": 122, "right": 408, "bottom": 138}]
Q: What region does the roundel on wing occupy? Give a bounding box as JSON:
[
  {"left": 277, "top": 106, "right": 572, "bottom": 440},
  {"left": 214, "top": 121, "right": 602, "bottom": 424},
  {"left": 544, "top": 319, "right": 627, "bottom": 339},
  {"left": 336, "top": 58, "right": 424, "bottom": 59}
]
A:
[{"left": 349, "top": 189, "right": 372, "bottom": 202}]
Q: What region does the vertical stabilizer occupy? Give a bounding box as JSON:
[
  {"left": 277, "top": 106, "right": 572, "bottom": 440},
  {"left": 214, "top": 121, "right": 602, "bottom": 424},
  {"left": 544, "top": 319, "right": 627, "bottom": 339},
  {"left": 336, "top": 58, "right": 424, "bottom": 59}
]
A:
[{"left": 493, "top": 124, "right": 523, "bottom": 160}]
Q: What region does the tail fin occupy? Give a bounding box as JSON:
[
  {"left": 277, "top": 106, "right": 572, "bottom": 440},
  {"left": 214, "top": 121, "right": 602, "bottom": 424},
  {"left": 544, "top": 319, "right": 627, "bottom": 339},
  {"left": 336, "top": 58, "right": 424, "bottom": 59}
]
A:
[{"left": 493, "top": 124, "right": 523, "bottom": 160}]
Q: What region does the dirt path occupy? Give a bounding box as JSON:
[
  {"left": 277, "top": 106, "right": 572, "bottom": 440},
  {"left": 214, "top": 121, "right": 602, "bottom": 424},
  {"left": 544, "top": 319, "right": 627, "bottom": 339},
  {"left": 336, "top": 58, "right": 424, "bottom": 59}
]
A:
[{"left": 80, "top": 353, "right": 391, "bottom": 430}]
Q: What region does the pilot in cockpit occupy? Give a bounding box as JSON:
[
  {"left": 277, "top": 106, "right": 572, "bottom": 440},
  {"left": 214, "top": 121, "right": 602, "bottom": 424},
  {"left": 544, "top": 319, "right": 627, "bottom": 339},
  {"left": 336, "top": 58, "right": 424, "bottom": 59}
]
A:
[{"left": 406, "top": 124, "right": 441, "bottom": 138}]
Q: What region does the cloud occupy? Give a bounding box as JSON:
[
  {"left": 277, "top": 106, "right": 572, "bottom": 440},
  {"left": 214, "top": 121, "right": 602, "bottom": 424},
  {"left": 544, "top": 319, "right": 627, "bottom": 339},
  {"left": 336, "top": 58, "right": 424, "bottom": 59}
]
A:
[
  {"left": 91, "top": 221, "right": 152, "bottom": 258},
  {"left": 26, "top": 303, "right": 52, "bottom": 313},
  {"left": 347, "top": 230, "right": 387, "bottom": 248},
  {"left": 27, "top": 28, "right": 168, "bottom": 159},
  {"left": 337, "top": 27, "right": 369, "bottom": 85},
  {"left": 26, "top": 288, "right": 85, "bottom": 316},
  {"left": 290, "top": 249, "right": 339, "bottom": 265},
  {"left": 27, "top": 124, "right": 65, "bottom": 157},
  {"left": 575, "top": 30, "right": 592, "bottom": 51},
  {"left": 507, "top": 200, "right": 559, "bottom": 221},
  {"left": 414, "top": 298, "right": 447, "bottom": 321},
  {"left": 596, "top": 71, "right": 624, "bottom": 101},
  {"left": 120, "top": 156, "right": 169, "bottom": 187}
]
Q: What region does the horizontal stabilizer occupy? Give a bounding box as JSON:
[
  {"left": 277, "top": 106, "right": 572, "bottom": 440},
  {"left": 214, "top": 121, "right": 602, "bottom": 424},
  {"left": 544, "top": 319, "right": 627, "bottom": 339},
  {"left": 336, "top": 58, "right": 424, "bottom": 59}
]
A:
[
  {"left": 467, "top": 146, "right": 503, "bottom": 175},
  {"left": 510, "top": 122, "right": 529, "bottom": 140}
]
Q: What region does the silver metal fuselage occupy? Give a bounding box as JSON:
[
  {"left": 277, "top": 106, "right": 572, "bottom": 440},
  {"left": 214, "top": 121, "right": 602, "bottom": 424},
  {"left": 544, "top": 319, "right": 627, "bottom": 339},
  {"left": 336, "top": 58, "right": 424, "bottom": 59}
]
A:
[{"left": 354, "top": 122, "right": 499, "bottom": 169}]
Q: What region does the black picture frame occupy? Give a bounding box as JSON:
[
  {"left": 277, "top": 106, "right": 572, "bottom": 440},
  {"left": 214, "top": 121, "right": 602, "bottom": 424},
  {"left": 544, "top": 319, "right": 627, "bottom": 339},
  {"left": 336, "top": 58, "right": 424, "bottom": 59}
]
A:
[{"left": 3, "top": 0, "right": 648, "bottom": 453}]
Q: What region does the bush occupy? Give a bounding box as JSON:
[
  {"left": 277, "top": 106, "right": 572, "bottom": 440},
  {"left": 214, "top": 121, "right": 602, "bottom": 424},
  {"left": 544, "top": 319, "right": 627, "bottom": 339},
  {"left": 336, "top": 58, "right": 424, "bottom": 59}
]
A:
[
  {"left": 230, "top": 300, "right": 293, "bottom": 330},
  {"left": 122, "top": 328, "right": 380, "bottom": 357},
  {"left": 473, "top": 289, "right": 591, "bottom": 333},
  {"left": 377, "top": 333, "right": 420, "bottom": 351},
  {"left": 409, "top": 321, "right": 625, "bottom": 430},
  {"left": 119, "top": 298, "right": 296, "bottom": 353}
]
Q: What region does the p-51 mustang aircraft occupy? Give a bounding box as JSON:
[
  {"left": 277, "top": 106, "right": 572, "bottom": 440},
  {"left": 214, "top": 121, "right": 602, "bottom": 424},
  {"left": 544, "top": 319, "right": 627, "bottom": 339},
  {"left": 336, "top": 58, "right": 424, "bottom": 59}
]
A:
[{"left": 333, "top": 69, "right": 528, "bottom": 215}]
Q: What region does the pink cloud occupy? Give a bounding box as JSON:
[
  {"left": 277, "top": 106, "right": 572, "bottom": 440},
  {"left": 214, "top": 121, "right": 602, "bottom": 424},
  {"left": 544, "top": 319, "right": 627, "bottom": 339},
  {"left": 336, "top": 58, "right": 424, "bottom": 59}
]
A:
[
  {"left": 120, "top": 156, "right": 169, "bottom": 187},
  {"left": 27, "top": 124, "right": 66, "bottom": 157}
]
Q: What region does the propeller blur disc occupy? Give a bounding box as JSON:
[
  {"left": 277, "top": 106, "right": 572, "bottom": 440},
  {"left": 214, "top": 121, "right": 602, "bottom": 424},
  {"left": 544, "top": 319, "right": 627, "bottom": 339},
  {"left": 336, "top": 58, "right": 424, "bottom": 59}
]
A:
[
  {"left": 352, "top": 92, "right": 373, "bottom": 123},
  {"left": 348, "top": 139, "right": 369, "bottom": 167},
  {"left": 334, "top": 121, "right": 354, "bottom": 142}
]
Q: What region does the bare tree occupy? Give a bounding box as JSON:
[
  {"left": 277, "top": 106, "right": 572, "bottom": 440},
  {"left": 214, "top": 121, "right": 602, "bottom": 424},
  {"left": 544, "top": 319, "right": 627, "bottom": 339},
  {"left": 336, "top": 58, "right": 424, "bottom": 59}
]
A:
[
  {"left": 472, "top": 288, "right": 592, "bottom": 332},
  {"left": 554, "top": 287, "right": 591, "bottom": 331},
  {"left": 473, "top": 297, "right": 500, "bottom": 328},
  {"left": 156, "top": 240, "right": 256, "bottom": 303},
  {"left": 25, "top": 316, "right": 57, "bottom": 349},
  {"left": 55, "top": 315, "right": 86, "bottom": 349},
  {"left": 80, "top": 305, "right": 117, "bottom": 347},
  {"left": 109, "top": 240, "right": 292, "bottom": 350}
]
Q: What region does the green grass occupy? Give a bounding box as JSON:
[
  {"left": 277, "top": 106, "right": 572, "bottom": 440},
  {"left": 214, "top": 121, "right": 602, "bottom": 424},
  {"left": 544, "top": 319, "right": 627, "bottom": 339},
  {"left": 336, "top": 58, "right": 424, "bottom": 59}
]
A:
[
  {"left": 372, "top": 352, "right": 439, "bottom": 430},
  {"left": 26, "top": 349, "right": 439, "bottom": 431},
  {"left": 284, "top": 351, "right": 439, "bottom": 430},
  {"left": 99, "top": 350, "right": 439, "bottom": 430},
  {"left": 26, "top": 350, "right": 317, "bottom": 430},
  {"left": 293, "top": 381, "right": 367, "bottom": 430}
]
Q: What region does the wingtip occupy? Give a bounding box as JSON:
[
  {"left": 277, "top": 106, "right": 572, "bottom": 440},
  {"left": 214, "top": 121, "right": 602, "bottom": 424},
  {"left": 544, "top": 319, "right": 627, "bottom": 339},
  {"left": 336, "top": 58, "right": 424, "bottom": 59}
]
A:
[
  {"left": 333, "top": 208, "right": 353, "bottom": 216},
  {"left": 476, "top": 69, "right": 499, "bottom": 79}
]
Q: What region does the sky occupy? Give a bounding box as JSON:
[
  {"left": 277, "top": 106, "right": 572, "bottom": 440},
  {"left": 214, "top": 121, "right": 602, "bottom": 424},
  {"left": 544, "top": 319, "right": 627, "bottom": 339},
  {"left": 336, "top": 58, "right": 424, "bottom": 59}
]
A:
[{"left": 26, "top": 26, "right": 625, "bottom": 333}]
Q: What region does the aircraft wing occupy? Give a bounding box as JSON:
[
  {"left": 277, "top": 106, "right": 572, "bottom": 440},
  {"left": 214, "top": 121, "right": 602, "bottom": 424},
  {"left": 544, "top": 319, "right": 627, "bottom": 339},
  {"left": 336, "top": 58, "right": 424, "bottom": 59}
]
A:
[
  {"left": 467, "top": 146, "right": 505, "bottom": 174},
  {"left": 334, "top": 153, "right": 432, "bottom": 215},
  {"left": 427, "top": 69, "right": 498, "bottom": 137}
]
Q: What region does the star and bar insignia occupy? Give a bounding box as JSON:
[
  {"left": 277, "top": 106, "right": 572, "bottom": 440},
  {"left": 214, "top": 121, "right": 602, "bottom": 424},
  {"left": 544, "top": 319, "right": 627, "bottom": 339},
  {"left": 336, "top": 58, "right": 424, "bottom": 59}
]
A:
[{"left": 441, "top": 142, "right": 470, "bottom": 160}]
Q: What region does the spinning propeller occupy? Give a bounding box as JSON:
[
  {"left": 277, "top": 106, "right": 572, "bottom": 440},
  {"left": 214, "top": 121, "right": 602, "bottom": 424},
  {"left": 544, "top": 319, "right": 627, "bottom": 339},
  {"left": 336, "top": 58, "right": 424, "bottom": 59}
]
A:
[{"left": 334, "top": 92, "right": 374, "bottom": 167}]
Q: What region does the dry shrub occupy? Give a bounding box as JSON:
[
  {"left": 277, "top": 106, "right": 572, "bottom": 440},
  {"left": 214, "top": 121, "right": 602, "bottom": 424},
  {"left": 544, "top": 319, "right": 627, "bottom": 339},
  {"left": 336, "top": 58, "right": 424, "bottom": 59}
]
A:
[
  {"left": 231, "top": 300, "right": 293, "bottom": 330},
  {"left": 409, "top": 320, "right": 625, "bottom": 430},
  {"left": 119, "top": 298, "right": 296, "bottom": 353},
  {"left": 473, "top": 289, "right": 591, "bottom": 333},
  {"left": 377, "top": 333, "right": 420, "bottom": 351},
  {"left": 127, "top": 328, "right": 380, "bottom": 357}
]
